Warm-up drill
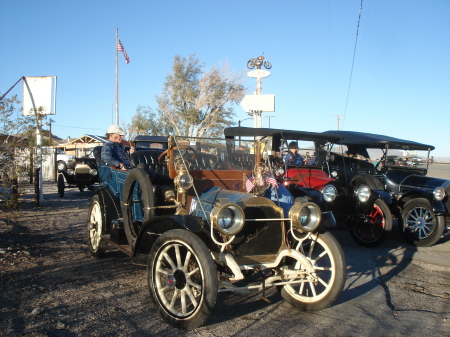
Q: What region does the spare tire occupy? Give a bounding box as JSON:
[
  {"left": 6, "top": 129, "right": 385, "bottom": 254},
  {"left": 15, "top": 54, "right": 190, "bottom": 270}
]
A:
[{"left": 122, "top": 168, "right": 155, "bottom": 246}]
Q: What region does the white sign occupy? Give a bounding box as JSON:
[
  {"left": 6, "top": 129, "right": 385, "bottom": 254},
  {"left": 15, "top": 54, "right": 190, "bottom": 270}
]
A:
[
  {"left": 247, "top": 69, "right": 271, "bottom": 78},
  {"left": 22, "top": 76, "right": 57, "bottom": 116},
  {"left": 240, "top": 94, "right": 275, "bottom": 112}
]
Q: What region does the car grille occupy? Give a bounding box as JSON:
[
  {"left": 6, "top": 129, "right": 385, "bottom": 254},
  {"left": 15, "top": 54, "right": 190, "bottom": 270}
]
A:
[{"left": 231, "top": 204, "right": 284, "bottom": 258}]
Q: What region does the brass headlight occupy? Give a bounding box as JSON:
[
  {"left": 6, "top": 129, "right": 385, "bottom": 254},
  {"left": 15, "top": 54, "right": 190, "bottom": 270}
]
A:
[
  {"left": 174, "top": 158, "right": 193, "bottom": 194},
  {"left": 289, "top": 198, "right": 321, "bottom": 232},
  {"left": 175, "top": 173, "right": 193, "bottom": 190},
  {"left": 210, "top": 200, "right": 245, "bottom": 236}
]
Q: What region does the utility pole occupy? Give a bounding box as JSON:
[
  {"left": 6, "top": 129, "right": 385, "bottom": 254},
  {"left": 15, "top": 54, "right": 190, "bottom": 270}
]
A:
[
  {"left": 265, "top": 115, "right": 275, "bottom": 128},
  {"left": 332, "top": 115, "right": 344, "bottom": 130}
]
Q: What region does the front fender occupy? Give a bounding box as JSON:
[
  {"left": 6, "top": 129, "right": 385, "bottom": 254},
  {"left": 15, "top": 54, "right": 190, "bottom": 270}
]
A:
[
  {"left": 132, "top": 215, "right": 206, "bottom": 265},
  {"left": 291, "top": 187, "right": 323, "bottom": 204},
  {"left": 431, "top": 200, "right": 447, "bottom": 216},
  {"left": 372, "top": 189, "right": 392, "bottom": 205},
  {"left": 320, "top": 211, "right": 336, "bottom": 229}
]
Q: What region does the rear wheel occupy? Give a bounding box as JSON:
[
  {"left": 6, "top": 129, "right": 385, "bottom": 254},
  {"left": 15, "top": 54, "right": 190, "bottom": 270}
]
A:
[
  {"left": 351, "top": 199, "right": 392, "bottom": 247},
  {"left": 147, "top": 229, "right": 218, "bottom": 330},
  {"left": 87, "top": 195, "right": 107, "bottom": 258},
  {"left": 279, "top": 230, "right": 346, "bottom": 311},
  {"left": 400, "top": 198, "right": 445, "bottom": 247},
  {"left": 57, "top": 174, "right": 65, "bottom": 198}
]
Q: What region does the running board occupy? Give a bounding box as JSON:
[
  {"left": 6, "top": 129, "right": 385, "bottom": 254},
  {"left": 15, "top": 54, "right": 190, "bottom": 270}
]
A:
[{"left": 101, "top": 234, "right": 132, "bottom": 256}]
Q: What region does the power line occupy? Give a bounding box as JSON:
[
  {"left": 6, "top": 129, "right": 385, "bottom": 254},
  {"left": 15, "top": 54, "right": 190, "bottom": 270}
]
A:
[
  {"left": 53, "top": 124, "right": 105, "bottom": 132},
  {"left": 342, "top": 0, "right": 364, "bottom": 130}
]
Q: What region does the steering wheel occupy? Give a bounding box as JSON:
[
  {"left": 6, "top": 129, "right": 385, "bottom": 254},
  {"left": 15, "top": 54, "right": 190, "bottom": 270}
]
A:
[{"left": 158, "top": 146, "right": 197, "bottom": 167}]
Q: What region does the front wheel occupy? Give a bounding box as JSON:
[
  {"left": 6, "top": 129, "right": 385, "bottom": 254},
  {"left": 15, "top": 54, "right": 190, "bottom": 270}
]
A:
[
  {"left": 147, "top": 229, "right": 218, "bottom": 330},
  {"left": 400, "top": 198, "right": 445, "bottom": 247},
  {"left": 56, "top": 161, "right": 67, "bottom": 172},
  {"left": 280, "top": 230, "right": 346, "bottom": 311},
  {"left": 87, "top": 195, "right": 108, "bottom": 258},
  {"left": 351, "top": 198, "right": 392, "bottom": 247}
]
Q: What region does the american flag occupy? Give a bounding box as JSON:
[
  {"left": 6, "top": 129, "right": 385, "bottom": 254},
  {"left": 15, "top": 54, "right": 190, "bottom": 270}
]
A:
[
  {"left": 245, "top": 174, "right": 255, "bottom": 193},
  {"left": 266, "top": 172, "right": 278, "bottom": 188},
  {"left": 117, "top": 39, "right": 130, "bottom": 64}
]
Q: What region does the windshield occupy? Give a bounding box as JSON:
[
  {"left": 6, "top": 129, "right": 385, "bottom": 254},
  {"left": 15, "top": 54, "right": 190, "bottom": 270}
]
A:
[
  {"left": 173, "top": 135, "right": 258, "bottom": 170},
  {"left": 330, "top": 144, "right": 432, "bottom": 167}
]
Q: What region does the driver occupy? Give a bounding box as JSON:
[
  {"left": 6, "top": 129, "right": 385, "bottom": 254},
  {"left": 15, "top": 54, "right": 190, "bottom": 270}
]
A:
[
  {"left": 101, "top": 125, "right": 135, "bottom": 170},
  {"left": 285, "top": 141, "right": 304, "bottom": 166}
]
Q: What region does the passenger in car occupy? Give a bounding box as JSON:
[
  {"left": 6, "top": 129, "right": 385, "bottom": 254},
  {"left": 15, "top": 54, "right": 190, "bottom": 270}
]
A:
[
  {"left": 235, "top": 141, "right": 248, "bottom": 153},
  {"left": 101, "top": 125, "right": 135, "bottom": 170},
  {"left": 285, "top": 141, "right": 304, "bottom": 166}
]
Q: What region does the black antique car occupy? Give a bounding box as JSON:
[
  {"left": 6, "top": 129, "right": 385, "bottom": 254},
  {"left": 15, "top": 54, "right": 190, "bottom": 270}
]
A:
[
  {"left": 322, "top": 130, "right": 450, "bottom": 247},
  {"left": 57, "top": 156, "right": 99, "bottom": 197},
  {"left": 224, "top": 127, "right": 393, "bottom": 247},
  {"left": 87, "top": 134, "right": 346, "bottom": 330}
]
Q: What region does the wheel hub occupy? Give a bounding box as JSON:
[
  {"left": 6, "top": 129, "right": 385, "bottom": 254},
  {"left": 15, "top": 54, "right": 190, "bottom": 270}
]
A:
[
  {"left": 166, "top": 270, "right": 187, "bottom": 289},
  {"left": 415, "top": 218, "right": 425, "bottom": 228}
]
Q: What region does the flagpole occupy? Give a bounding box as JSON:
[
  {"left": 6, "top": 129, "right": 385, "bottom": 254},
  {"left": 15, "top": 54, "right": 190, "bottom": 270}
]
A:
[{"left": 115, "top": 27, "right": 119, "bottom": 125}]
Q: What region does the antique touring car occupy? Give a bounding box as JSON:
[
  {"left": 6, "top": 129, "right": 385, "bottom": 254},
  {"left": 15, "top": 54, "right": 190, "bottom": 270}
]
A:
[
  {"left": 224, "top": 127, "right": 393, "bottom": 247},
  {"left": 57, "top": 156, "right": 99, "bottom": 197},
  {"left": 87, "top": 134, "right": 346, "bottom": 330},
  {"left": 322, "top": 130, "right": 450, "bottom": 247}
]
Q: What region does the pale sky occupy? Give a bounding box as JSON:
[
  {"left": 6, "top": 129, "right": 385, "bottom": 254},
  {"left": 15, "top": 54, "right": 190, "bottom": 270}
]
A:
[{"left": 1, "top": 0, "right": 449, "bottom": 157}]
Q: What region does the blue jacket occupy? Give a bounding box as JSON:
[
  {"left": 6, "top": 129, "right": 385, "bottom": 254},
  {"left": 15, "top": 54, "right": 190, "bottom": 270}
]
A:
[
  {"left": 101, "top": 141, "right": 130, "bottom": 169},
  {"left": 285, "top": 153, "right": 304, "bottom": 166}
]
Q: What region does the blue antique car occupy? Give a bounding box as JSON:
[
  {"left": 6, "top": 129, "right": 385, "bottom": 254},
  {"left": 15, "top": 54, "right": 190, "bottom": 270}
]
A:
[
  {"left": 322, "top": 130, "right": 450, "bottom": 247},
  {"left": 87, "top": 134, "right": 346, "bottom": 330}
]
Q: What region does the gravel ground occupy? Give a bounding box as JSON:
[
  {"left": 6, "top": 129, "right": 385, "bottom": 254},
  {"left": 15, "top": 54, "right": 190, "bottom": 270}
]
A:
[{"left": 1, "top": 181, "right": 449, "bottom": 337}]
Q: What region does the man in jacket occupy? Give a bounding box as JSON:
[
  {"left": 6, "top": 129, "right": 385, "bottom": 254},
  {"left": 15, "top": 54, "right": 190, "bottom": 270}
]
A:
[
  {"left": 101, "top": 125, "right": 134, "bottom": 170},
  {"left": 285, "top": 141, "right": 304, "bottom": 166}
]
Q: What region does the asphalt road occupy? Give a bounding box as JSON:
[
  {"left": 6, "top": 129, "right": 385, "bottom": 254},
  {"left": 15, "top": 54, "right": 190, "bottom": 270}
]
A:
[{"left": 428, "top": 163, "right": 450, "bottom": 180}]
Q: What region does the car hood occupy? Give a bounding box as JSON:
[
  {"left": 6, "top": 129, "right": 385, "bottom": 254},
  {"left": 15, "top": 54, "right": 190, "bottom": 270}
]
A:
[{"left": 400, "top": 174, "right": 450, "bottom": 191}]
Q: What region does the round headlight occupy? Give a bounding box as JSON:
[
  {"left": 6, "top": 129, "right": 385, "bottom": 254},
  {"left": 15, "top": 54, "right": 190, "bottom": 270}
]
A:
[
  {"left": 433, "top": 187, "right": 445, "bottom": 201},
  {"left": 355, "top": 185, "right": 371, "bottom": 202},
  {"left": 277, "top": 167, "right": 285, "bottom": 175},
  {"left": 331, "top": 170, "right": 338, "bottom": 178},
  {"left": 90, "top": 169, "right": 98, "bottom": 176},
  {"left": 67, "top": 169, "right": 74, "bottom": 175},
  {"left": 289, "top": 199, "right": 321, "bottom": 232},
  {"left": 177, "top": 173, "right": 194, "bottom": 190},
  {"left": 210, "top": 203, "right": 245, "bottom": 236},
  {"left": 322, "top": 184, "right": 337, "bottom": 202}
]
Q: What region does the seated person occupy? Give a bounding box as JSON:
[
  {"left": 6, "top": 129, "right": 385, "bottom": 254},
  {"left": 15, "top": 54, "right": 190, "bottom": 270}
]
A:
[
  {"left": 235, "top": 141, "right": 248, "bottom": 153},
  {"left": 101, "top": 125, "right": 135, "bottom": 170},
  {"left": 285, "top": 141, "right": 304, "bottom": 166}
]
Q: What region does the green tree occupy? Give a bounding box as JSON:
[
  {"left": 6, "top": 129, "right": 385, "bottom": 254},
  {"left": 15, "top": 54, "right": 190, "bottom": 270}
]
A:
[
  {"left": 128, "top": 105, "right": 165, "bottom": 136},
  {"left": 0, "top": 94, "right": 34, "bottom": 209},
  {"left": 150, "top": 54, "right": 247, "bottom": 138}
]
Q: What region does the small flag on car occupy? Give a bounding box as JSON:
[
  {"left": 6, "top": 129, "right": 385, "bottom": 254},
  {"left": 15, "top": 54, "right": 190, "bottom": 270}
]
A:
[
  {"left": 266, "top": 172, "right": 278, "bottom": 188},
  {"left": 245, "top": 174, "right": 255, "bottom": 193}
]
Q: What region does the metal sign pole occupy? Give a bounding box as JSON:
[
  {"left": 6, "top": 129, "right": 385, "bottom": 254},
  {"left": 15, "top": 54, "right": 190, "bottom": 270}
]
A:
[{"left": 241, "top": 55, "right": 274, "bottom": 128}]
